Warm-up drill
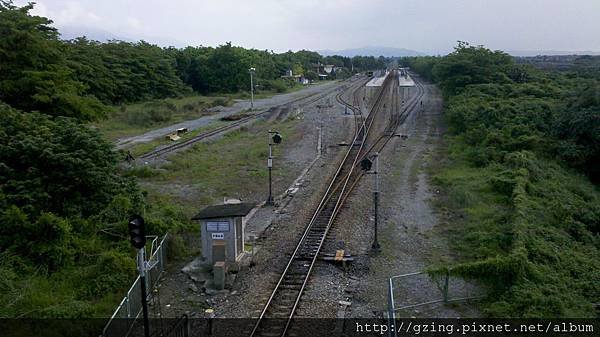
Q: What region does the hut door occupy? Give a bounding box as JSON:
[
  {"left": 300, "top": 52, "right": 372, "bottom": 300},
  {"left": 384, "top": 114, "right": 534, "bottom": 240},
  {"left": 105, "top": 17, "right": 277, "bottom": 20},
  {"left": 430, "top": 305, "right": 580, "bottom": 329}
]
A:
[{"left": 236, "top": 217, "right": 243, "bottom": 257}]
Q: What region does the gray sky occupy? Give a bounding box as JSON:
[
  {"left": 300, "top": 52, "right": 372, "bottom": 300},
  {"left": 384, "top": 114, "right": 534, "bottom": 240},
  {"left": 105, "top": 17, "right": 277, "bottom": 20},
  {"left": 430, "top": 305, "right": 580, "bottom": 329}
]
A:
[{"left": 17, "top": 0, "right": 600, "bottom": 54}]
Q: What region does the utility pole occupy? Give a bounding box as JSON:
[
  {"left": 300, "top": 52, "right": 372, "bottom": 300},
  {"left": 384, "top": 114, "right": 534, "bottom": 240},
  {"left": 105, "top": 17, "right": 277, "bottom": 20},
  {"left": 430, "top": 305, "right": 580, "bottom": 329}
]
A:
[
  {"left": 267, "top": 130, "right": 282, "bottom": 205},
  {"left": 249, "top": 67, "right": 256, "bottom": 109}
]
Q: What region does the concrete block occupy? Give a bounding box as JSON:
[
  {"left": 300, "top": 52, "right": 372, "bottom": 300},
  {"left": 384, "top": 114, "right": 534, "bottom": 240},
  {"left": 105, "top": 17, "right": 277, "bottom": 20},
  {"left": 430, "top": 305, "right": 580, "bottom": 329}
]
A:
[{"left": 213, "top": 261, "right": 226, "bottom": 290}]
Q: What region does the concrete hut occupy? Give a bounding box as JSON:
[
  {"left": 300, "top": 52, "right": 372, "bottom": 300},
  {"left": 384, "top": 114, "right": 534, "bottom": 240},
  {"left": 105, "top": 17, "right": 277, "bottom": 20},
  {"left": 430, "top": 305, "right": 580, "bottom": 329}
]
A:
[{"left": 192, "top": 202, "right": 254, "bottom": 266}]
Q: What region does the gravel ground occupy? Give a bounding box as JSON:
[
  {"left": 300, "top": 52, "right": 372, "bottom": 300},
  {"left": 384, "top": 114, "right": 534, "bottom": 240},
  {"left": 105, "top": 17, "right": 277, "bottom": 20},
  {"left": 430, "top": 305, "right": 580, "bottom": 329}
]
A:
[
  {"left": 116, "top": 81, "right": 342, "bottom": 149},
  {"left": 299, "top": 78, "right": 481, "bottom": 320},
  {"left": 150, "top": 77, "right": 365, "bottom": 319}
]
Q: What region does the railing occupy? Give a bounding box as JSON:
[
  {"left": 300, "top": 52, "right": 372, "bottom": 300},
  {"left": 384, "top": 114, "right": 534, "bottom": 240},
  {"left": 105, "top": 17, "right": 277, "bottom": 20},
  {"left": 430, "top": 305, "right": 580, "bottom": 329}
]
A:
[
  {"left": 387, "top": 270, "right": 485, "bottom": 337},
  {"left": 102, "top": 233, "right": 169, "bottom": 337},
  {"left": 165, "top": 314, "right": 189, "bottom": 337}
]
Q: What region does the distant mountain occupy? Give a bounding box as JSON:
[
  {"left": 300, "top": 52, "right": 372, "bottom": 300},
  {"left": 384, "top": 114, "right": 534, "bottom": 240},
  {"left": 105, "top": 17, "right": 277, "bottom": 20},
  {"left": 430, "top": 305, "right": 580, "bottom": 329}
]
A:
[
  {"left": 318, "top": 46, "right": 425, "bottom": 58},
  {"left": 507, "top": 50, "right": 600, "bottom": 57}
]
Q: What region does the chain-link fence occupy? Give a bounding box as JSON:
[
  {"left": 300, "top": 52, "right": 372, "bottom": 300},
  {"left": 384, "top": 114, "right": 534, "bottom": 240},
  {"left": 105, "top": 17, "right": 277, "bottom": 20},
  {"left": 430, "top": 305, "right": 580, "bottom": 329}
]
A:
[{"left": 102, "top": 234, "right": 169, "bottom": 337}]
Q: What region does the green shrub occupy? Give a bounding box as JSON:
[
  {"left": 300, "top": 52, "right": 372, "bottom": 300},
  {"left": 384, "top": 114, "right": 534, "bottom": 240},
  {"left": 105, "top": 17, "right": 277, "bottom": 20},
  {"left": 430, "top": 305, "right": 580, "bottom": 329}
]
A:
[{"left": 415, "top": 42, "right": 600, "bottom": 318}]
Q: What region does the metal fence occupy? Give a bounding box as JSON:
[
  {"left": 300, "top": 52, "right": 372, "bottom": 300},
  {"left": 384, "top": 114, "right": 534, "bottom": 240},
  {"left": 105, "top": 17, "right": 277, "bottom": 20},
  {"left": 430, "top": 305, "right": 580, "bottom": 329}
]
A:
[
  {"left": 387, "top": 270, "right": 485, "bottom": 337},
  {"left": 102, "top": 234, "right": 169, "bottom": 337},
  {"left": 165, "top": 315, "right": 189, "bottom": 337}
]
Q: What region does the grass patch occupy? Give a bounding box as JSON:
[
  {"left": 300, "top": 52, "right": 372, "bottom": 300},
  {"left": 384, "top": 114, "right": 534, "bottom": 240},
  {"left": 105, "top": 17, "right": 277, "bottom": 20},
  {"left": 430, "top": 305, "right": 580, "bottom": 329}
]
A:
[
  {"left": 126, "top": 120, "right": 229, "bottom": 157},
  {"left": 135, "top": 118, "right": 303, "bottom": 219},
  {"left": 94, "top": 82, "right": 330, "bottom": 142},
  {"left": 93, "top": 95, "right": 233, "bottom": 141}
]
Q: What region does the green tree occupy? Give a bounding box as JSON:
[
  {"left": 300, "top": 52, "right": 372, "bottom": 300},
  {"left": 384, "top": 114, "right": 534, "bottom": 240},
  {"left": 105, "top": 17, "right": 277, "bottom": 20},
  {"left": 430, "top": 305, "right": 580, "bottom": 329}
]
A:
[
  {"left": 65, "top": 38, "right": 190, "bottom": 104},
  {"left": 0, "top": 1, "right": 104, "bottom": 121},
  {"left": 432, "top": 41, "right": 513, "bottom": 95},
  {"left": 0, "top": 103, "right": 137, "bottom": 218}
]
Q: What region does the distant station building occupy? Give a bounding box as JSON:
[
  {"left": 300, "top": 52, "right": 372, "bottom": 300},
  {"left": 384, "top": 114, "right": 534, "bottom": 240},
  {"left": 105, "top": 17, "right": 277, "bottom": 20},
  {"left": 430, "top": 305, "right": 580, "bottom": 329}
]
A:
[
  {"left": 365, "top": 70, "right": 391, "bottom": 100},
  {"left": 192, "top": 201, "right": 254, "bottom": 265},
  {"left": 313, "top": 62, "right": 341, "bottom": 80},
  {"left": 281, "top": 69, "right": 309, "bottom": 85}
]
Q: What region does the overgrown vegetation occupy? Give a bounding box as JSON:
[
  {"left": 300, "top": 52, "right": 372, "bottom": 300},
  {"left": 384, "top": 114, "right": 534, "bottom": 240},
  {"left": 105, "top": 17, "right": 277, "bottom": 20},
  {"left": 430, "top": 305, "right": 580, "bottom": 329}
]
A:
[
  {"left": 95, "top": 96, "right": 231, "bottom": 140},
  {"left": 404, "top": 42, "right": 599, "bottom": 317},
  {"left": 0, "top": 103, "right": 192, "bottom": 317}
]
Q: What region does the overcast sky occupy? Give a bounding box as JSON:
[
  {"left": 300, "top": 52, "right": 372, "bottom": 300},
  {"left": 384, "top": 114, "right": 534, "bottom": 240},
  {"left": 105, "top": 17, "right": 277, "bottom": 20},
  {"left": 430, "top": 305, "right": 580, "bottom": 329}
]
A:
[{"left": 16, "top": 0, "right": 600, "bottom": 54}]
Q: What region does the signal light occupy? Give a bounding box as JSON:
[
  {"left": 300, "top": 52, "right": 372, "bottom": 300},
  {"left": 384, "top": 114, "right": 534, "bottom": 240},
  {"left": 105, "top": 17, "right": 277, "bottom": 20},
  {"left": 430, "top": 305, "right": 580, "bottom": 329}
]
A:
[
  {"left": 272, "top": 133, "right": 282, "bottom": 144},
  {"left": 360, "top": 157, "right": 373, "bottom": 171},
  {"left": 128, "top": 215, "right": 146, "bottom": 249}
]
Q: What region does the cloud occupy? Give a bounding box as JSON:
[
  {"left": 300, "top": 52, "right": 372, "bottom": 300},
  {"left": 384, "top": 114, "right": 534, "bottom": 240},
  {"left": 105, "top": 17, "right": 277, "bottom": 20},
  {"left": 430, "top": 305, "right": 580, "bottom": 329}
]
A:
[
  {"left": 14, "top": 0, "right": 600, "bottom": 53},
  {"left": 23, "top": 1, "right": 101, "bottom": 27},
  {"left": 54, "top": 1, "right": 100, "bottom": 26},
  {"left": 127, "top": 17, "right": 142, "bottom": 30}
]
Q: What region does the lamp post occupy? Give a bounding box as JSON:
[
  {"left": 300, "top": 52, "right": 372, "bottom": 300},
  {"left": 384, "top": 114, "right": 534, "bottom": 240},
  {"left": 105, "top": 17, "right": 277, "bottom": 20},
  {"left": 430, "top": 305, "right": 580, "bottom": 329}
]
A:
[
  {"left": 360, "top": 153, "right": 381, "bottom": 252},
  {"left": 267, "top": 130, "right": 282, "bottom": 205},
  {"left": 249, "top": 67, "right": 256, "bottom": 110}
]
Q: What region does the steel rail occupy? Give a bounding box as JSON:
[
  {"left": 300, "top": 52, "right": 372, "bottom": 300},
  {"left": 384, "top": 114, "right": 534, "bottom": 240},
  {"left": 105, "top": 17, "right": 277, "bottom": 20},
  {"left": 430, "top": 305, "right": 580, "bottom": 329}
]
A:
[
  {"left": 139, "top": 79, "right": 360, "bottom": 159},
  {"left": 342, "top": 73, "right": 426, "bottom": 199},
  {"left": 249, "top": 71, "right": 396, "bottom": 337}
]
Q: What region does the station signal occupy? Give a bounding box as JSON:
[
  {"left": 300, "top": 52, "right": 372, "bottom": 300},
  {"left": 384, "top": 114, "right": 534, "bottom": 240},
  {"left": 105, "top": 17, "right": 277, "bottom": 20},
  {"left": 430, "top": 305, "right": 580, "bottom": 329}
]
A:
[
  {"left": 360, "top": 157, "right": 373, "bottom": 171},
  {"left": 272, "top": 133, "right": 282, "bottom": 144},
  {"left": 128, "top": 215, "right": 146, "bottom": 249}
]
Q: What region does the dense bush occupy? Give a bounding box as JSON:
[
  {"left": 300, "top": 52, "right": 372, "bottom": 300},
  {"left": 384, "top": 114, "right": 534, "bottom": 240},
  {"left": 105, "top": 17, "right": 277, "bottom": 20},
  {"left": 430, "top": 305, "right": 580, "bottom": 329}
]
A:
[
  {"left": 0, "top": 103, "right": 190, "bottom": 317},
  {"left": 409, "top": 43, "right": 600, "bottom": 317}
]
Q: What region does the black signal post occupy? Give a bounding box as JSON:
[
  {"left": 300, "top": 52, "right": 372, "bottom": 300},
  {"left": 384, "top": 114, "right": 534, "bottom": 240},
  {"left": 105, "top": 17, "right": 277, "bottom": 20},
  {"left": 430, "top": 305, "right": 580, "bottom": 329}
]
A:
[
  {"left": 361, "top": 153, "right": 381, "bottom": 252},
  {"left": 267, "top": 130, "right": 282, "bottom": 205},
  {"left": 128, "top": 216, "right": 149, "bottom": 337}
]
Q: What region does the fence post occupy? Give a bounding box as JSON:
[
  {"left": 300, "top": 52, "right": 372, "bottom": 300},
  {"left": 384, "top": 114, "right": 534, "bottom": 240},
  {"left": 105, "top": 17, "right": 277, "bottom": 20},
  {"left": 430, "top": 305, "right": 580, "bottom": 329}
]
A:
[
  {"left": 126, "top": 293, "right": 131, "bottom": 318},
  {"left": 442, "top": 270, "right": 449, "bottom": 303},
  {"left": 388, "top": 277, "right": 397, "bottom": 337}
]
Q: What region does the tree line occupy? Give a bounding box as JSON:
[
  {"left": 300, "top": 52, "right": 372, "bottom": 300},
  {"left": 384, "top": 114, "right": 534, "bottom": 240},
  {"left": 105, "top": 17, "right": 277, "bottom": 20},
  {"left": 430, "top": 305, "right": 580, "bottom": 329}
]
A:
[{"left": 1, "top": 1, "right": 386, "bottom": 122}]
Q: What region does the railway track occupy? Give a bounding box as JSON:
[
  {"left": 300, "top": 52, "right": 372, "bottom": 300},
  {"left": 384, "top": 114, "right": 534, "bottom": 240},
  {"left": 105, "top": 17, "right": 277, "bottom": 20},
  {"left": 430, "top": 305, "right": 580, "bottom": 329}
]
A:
[
  {"left": 139, "top": 78, "right": 364, "bottom": 159},
  {"left": 249, "top": 71, "right": 397, "bottom": 337},
  {"left": 335, "top": 76, "right": 369, "bottom": 136},
  {"left": 342, "top": 72, "right": 426, "bottom": 196}
]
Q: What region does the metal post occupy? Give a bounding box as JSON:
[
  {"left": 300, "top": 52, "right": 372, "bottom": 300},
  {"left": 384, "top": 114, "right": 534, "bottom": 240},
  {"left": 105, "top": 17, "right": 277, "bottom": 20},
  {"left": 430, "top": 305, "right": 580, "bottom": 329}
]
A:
[
  {"left": 249, "top": 69, "right": 255, "bottom": 110},
  {"left": 205, "top": 309, "right": 215, "bottom": 336},
  {"left": 372, "top": 152, "right": 381, "bottom": 251},
  {"left": 137, "top": 249, "right": 150, "bottom": 337},
  {"left": 443, "top": 270, "right": 450, "bottom": 302},
  {"left": 267, "top": 141, "right": 274, "bottom": 205},
  {"left": 388, "top": 277, "right": 397, "bottom": 337}
]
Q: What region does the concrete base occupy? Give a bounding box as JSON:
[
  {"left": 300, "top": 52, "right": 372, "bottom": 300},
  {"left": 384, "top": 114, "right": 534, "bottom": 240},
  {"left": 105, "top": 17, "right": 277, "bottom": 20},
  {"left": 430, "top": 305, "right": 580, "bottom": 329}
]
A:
[{"left": 213, "top": 261, "right": 226, "bottom": 290}]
